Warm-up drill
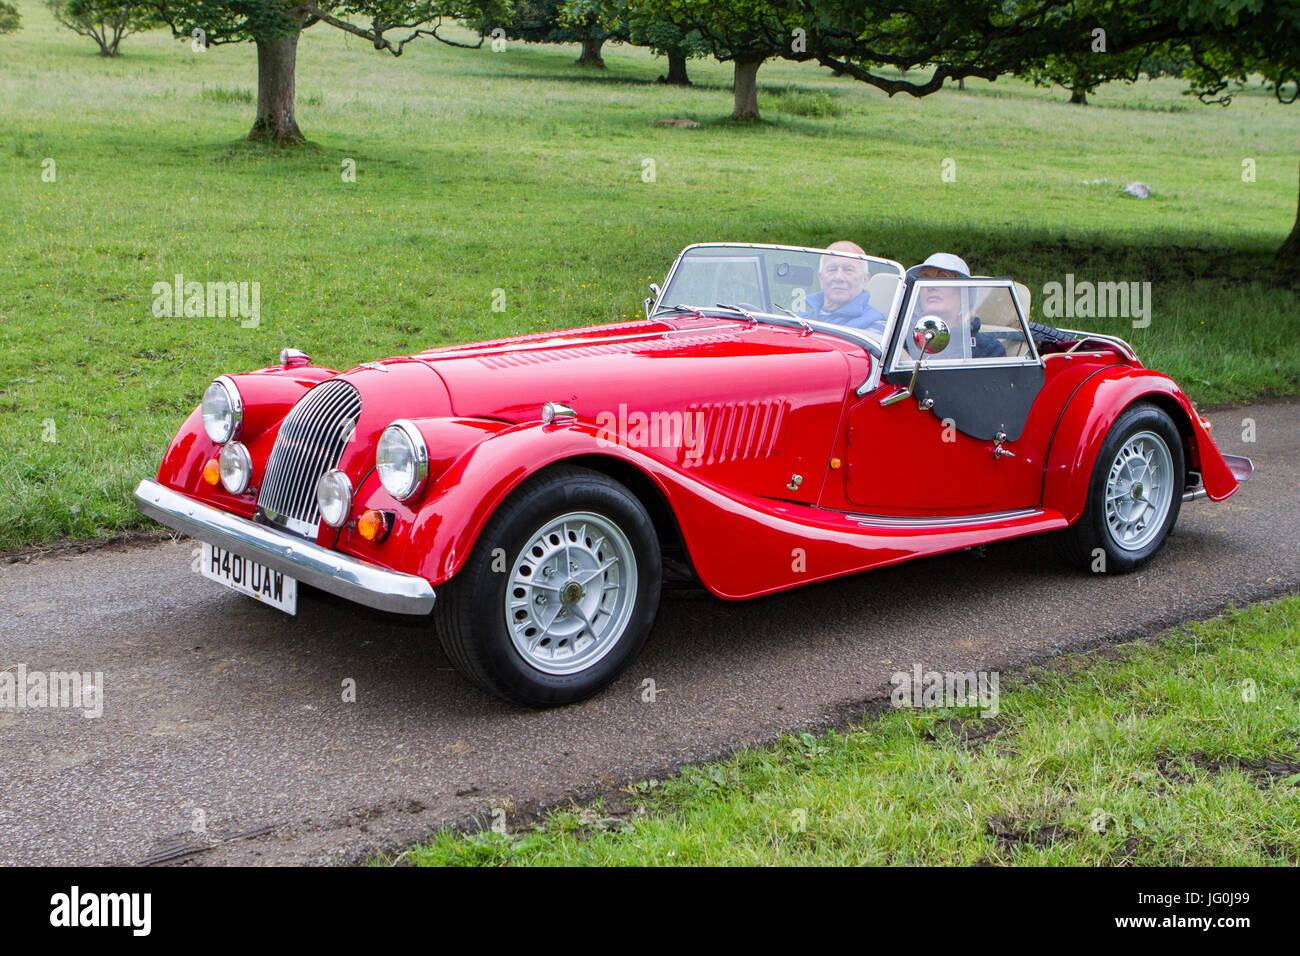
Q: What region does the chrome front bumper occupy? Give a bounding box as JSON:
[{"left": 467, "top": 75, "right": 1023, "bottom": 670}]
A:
[{"left": 133, "top": 479, "right": 436, "bottom": 615}]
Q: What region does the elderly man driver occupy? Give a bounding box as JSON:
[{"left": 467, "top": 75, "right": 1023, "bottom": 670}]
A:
[{"left": 800, "top": 240, "right": 888, "bottom": 336}]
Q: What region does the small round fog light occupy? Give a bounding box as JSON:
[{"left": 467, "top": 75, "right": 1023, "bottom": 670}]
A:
[
  {"left": 316, "top": 469, "right": 353, "bottom": 528},
  {"left": 218, "top": 442, "right": 252, "bottom": 494}
]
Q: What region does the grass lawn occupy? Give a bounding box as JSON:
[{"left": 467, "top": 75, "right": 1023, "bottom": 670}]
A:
[
  {"left": 404, "top": 596, "right": 1300, "bottom": 866},
  {"left": 1, "top": 1, "right": 1298, "bottom": 550}
]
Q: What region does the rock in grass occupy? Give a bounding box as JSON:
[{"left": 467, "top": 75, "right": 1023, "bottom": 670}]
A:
[
  {"left": 654, "top": 118, "right": 700, "bottom": 128},
  {"left": 1122, "top": 182, "right": 1153, "bottom": 199}
]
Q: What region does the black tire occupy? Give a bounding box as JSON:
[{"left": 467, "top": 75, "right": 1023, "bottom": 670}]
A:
[
  {"left": 433, "top": 465, "right": 662, "bottom": 706},
  {"left": 1058, "top": 402, "right": 1185, "bottom": 573}
]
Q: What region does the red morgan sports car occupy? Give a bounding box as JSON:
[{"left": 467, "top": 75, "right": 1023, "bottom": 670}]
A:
[{"left": 135, "top": 243, "right": 1254, "bottom": 705}]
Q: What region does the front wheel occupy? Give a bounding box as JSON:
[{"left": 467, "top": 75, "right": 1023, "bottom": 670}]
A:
[
  {"left": 1058, "top": 402, "right": 1185, "bottom": 573},
  {"left": 433, "top": 466, "right": 662, "bottom": 706}
]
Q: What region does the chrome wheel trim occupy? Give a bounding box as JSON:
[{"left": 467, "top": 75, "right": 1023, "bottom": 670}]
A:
[
  {"left": 504, "top": 511, "right": 638, "bottom": 676},
  {"left": 1104, "top": 430, "right": 1175, "bottom": 552}
]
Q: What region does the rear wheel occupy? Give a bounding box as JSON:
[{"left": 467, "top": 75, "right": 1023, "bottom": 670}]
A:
[
  {"left": 433, "top": 466, "right": 662, "bottom": 706},
  {"left": 1058, "top": 402, "right": 1184, "bottom": 573}
]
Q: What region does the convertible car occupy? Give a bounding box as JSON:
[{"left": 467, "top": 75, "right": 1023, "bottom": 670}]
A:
[{"left": 135, "top": 243, "right": 1253, "bottom": 705}]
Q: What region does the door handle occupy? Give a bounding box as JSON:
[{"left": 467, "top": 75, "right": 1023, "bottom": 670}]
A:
[{"left": 992, "top": 432, "right": 1016, "bottom": 459}]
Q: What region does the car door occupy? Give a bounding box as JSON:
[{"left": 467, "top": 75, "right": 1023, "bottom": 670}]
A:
[{"left": 844, "top": 278, "right": 1048, "bottom": 515}]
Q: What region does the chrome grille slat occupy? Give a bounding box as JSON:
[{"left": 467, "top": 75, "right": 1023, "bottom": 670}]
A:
[
  {"left": 296, "top": 387, "right": 355, "bottom": 523},
  {"left": 257, "top": 379, "right": 361, "bottom": 536},
  {"left": 283, "top": 383, "right": 332, "bottom": 516},
  {"left": 264, "top": 384, "right": 318, "bottom": 517},
  {"left": 285, "top": 384, "right": 350, "bottom": 523}
]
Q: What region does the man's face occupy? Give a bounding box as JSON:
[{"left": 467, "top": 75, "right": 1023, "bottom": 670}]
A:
[{"left": 819, "top": 256, "right": 869, "bottom": 310}]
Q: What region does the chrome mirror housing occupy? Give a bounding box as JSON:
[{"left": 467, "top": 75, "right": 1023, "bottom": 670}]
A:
[
  {"left": 643, "top": 283, "right": 662, "bottom": 320},
  {"left": 913, "top": 315, "right": 950, "bottom": 355},
  {"left": 881, "top": 315, "right": 950, "bottom": 407}
]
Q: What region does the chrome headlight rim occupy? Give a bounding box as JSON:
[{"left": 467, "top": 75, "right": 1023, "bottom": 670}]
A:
[
  {"left": 218, "top": 441, "right": 252, "bottom": 495},
  {"left": 376, "top": 419, "right": 430, "bottom": 502},
  {"left": 201, "top": 375, "right": 244, "bottom": 444},
  {"left": 316, "top": 468, "right": 354, "bottom": 529}
]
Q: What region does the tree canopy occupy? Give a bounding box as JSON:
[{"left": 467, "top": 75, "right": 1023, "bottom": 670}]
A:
[
  {"left": 0, "top": 1, "right": 20, "bottom": 34},
  {"left": 49, "top": 0, "right": 159, "bottom": 56},
  {"left": 472, "top": 0, "right": 626, "bottom": 67}
]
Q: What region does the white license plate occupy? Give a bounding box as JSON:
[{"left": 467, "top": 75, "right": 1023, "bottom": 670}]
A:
[{"left": 200, "top": 542, "right": 297, "bottom": 615}]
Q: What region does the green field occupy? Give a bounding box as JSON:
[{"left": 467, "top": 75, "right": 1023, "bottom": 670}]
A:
[
  {"left": 1, "top": 0, "right": 1298, "bottom": 551},
  {"left": 406, "top": 597, "right": 1300, "bottom": 866}
]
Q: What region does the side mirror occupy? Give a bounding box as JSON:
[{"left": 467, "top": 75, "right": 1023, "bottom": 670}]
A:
[
  {"left": 643, "top": 283, "right": 662, "bottom": 320},
  {"left": 912, "top": 315, "right": 951, "bottom": 355},
  {"left": 881, "top": 315, "right": 949, "bottom": 407}
]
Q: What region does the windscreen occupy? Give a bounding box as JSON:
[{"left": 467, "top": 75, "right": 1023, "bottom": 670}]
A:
[{"left": 657, "top": 245, "right": 904, "bottom": 345}]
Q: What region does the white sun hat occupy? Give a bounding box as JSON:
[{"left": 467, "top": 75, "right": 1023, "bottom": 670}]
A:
[{"left": 905, "top": 252, "right": 971, "bottom": 279}]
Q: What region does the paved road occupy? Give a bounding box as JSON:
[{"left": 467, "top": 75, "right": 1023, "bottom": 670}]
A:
[{"left": 1, "top": 400, "right": 1295, "bottom": 865}]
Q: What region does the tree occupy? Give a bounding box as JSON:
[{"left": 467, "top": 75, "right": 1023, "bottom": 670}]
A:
[
  {"left": 571, "top": 0, "right": 707, "bottom": 85},
  {"left": 153, "top": 0, "right": 502, "bottom": 145},
  {"left": 48, "top": 0, "right": 158, "bottom": 56},
  {"left": 473, "top": 0, "right": 626, "bottom": 68},
  {"left": 0, "top": 1, "right": 20, "bottom": 34},
  {"left": 625, "top": 0, "right": 811, "bottom": 120}
]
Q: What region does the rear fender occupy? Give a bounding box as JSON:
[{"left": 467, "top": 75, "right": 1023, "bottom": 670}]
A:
[{"left": 1043, "top": 367, "right": 1239, "bottom": 523}]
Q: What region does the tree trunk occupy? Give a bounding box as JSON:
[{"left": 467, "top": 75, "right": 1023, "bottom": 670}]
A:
[
  {"left": 576, "top": 35, "right": 605, "bottom": 68},
  {"left": 1069, "top": 86, "right": 1088, "bottom": 105},
  {"left": 732, "top": 58, "right": 762, "bottom": 121},
  {"left": 957, "top": 77, "right": 965, "bottom": 90},
  {"left": 1278, "top": 158, "right": 1300, "bottom": 267},
  {"left": 663, "top": 53, "right": 690, "bottom": 86},
  {"left": 249, "top": 33, "right": 304, "bottom": 145}
]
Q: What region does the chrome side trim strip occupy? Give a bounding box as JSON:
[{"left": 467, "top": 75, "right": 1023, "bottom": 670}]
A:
[
  {"left": 134, "top": 479, "right": 435, "bottom": 615},
  {"left": 846, "top": 507, "right": 1044, "bottom": 528}
]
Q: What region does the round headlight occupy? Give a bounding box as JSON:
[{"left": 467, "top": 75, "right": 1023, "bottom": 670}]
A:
[
  {"left": 201, "top": 376, "right": 242, "bottom": 444},
  {"left": 376, "top": 420, "right": 429, "bottom": 501},
  {"left": 218, "top": 442, "right": 252, "bottom": 495},
  {"left": 316, "top": 469, "right": 353, "bottom": 528}
]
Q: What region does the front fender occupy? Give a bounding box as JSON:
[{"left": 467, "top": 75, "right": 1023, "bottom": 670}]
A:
[
  {"left": 1043, "top": 367, "right": 1239, "bottom": 523},
  {"left": 399, "top": 421, "right": 671, "bottom": 586},
  {"left": 156, "top": 366, "right": 337, "bottom": 512}
]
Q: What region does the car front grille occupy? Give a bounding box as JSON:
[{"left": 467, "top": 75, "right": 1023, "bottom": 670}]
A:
[{"left": 256, "top": 379, "right": 362, "bottom": 537}]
